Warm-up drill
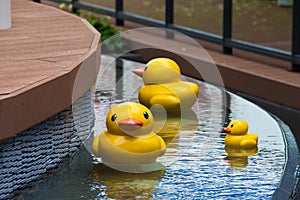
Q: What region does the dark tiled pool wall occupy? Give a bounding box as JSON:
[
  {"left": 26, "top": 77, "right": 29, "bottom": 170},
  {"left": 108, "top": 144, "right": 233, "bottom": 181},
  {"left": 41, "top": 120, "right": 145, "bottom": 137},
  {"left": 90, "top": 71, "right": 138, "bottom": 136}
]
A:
[
  {"left": 0, "top": 89, "right": 94, "bottom": 200},
  {"left": 272, "top": 116, "right": 300, "bottom": 199}
]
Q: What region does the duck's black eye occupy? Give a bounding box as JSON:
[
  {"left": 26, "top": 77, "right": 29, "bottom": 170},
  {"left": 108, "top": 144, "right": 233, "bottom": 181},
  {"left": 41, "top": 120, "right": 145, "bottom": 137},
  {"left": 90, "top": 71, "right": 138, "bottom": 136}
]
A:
[
  {"left": 111, "top": 114, "right": 117, "bottom": 122},
  {"left": 144, "top": 66, "right": 148, "bottom": 71},
  {"left": 230, "top": 124, "right": 234, "bottom": 128},
  {"left": 143, "top": 111, "right": 149, "bottom": 119}
]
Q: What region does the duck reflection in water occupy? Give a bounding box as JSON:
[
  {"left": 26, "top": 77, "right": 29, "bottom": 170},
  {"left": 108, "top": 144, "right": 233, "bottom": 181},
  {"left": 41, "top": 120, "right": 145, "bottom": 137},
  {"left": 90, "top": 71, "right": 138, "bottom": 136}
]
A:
[
  {"left": 150, "top": 105, "right": 199, "bottom": 145},
  {"left": 225, "top": 146, "right": 258, "bottom": 168},
  {"left": 92, "top": 163, "right": 165, "bottom": 199}
]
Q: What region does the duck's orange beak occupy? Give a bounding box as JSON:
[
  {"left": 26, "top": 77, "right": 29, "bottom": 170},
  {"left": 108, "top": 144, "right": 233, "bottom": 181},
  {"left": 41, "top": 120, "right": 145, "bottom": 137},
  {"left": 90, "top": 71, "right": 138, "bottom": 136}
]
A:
[
  {"left": 224, "top": 127, "right": 231, "bottom": 133},
  {"left": 118, "top": 118, "right": 143, "bottom": 131},
  {"left": 132, "top": 67, "right": 145, "bottom": 77}
]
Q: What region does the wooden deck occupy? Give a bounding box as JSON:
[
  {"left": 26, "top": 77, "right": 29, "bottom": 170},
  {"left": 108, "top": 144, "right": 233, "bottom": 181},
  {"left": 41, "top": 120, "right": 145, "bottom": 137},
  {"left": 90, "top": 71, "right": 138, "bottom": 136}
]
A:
[{"left": 0, "top": 0, "right": 100, "bottom": 140}]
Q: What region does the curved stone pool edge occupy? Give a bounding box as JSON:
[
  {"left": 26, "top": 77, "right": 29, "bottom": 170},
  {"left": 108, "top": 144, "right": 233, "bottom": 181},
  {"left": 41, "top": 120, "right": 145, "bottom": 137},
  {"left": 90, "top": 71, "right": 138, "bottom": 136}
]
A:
[
  {"left": 99, "top": 55, "right": 299, "bottom": 198},
  {"left": 272, "top": 116, "right": 300, "bottom": 199}
]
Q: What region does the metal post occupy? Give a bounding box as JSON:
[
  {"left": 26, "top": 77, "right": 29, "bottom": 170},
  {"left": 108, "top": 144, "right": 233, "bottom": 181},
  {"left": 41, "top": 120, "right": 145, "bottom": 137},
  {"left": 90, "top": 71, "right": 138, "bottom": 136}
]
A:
[
  {"left": 292, "top": 0, "right": 300, "bottom": 71},
  {"left": 165, "top": 0, "right": 174, "bottom": 26},
  {"left": 116, "top": 0, "right": 124, "bottom": 26},
  {"left": 223, "top": 0, "right": 233, "bottom": 54},
  {"left": 116, "top": 58, "right": 123, "bottom": 100},
  {"left": 71, "top": 0, "right": 78, "bottom": 13},
  {"left": 165, "top": 0, "right": 174, "bottom": 38}
]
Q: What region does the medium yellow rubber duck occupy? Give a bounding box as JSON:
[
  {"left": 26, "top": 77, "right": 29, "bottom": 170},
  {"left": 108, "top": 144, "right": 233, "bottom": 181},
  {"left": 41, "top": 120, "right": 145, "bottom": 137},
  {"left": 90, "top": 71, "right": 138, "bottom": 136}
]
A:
[
  {"left": 133, "top": 58, "right": 199, "bottom": 111},
  {"left": 223, "top": 120, "right": 258, "bottom": 147},
  {"left": 92, "top": 102, "right": 166, "bottom": 172}
]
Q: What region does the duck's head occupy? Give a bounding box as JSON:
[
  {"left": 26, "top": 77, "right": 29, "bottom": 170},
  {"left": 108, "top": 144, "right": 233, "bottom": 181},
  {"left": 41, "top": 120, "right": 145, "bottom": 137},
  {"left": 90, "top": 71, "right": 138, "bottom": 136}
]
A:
[
  {"left": 224, "top": 120, "right": 248, "bottom": 135},
  {"left": 133, "top": 58, "right": 181, "bottom": 84},
  {"left": 106, "top": 102, "right": 154, "bottom": 136}
]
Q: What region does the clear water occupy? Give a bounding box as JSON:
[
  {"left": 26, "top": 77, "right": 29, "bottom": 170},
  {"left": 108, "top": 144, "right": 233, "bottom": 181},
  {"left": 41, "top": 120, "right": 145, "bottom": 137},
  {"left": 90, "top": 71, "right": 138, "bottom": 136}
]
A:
[{"left": 24, "top": 56, "right": 285, "bottom": 199}]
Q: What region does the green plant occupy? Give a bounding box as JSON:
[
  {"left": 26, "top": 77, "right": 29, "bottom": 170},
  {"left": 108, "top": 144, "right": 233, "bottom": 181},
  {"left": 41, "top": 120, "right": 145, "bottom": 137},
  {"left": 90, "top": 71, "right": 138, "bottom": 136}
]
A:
[
  {"left": 83, "top": 12, "right": 126, "bottom": 53},
  {"left": 59, "top": 3, "right": 126, "bottom": 53}
]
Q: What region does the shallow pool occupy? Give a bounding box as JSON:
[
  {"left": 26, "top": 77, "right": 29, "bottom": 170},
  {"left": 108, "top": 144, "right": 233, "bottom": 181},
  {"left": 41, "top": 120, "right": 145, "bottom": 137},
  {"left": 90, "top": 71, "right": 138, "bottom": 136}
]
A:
[{"left": 24, "top": 56, "right": 286, "bottom": 199}]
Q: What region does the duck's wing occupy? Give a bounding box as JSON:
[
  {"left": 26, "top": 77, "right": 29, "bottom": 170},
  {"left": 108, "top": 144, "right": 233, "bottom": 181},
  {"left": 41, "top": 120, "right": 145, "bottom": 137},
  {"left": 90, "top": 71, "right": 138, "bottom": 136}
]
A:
[
  {"left": 92, "top": 130, "right": 108, "bottom": 157},
  {"left": 150, "top": 95, "right": 180, "bottom": 110},
  {"left": 157, "top": 135, "right": 167, "bottom": 156},
  {"left": 240, "top": 138, "right": 257, "bottom": 147}
]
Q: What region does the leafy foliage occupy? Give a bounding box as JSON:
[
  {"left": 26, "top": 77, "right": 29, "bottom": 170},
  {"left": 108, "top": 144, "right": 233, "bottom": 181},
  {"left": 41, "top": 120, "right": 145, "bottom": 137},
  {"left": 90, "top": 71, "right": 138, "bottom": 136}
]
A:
[{"left": 60, "top": 3, "right": 126, "bottom": 53}]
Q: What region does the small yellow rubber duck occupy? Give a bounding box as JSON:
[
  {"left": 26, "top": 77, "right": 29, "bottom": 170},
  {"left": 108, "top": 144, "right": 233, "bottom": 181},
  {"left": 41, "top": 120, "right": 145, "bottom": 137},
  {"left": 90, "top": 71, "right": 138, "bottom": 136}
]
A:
[
  {"left": 92, "top": 102, "right": 166, "bottom": 171},
  {"left": 223, "top": 120, "right": 258, "bottom": 147},
  {"left": 133, "top": 58, "right": 199, "bottom": 111}
]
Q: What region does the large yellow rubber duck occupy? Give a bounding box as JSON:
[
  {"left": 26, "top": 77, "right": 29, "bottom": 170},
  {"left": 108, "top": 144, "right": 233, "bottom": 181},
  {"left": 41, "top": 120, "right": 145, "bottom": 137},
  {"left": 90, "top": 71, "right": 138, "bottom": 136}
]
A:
[
  {"left": 223, "top": 120, "right": 258, "bottom": 147},
  {"left": 92, "top": 102, "right": 166, "bottom": 172},
  {"left": 133, "top": 58, "right": 199, "bottom": 111}
]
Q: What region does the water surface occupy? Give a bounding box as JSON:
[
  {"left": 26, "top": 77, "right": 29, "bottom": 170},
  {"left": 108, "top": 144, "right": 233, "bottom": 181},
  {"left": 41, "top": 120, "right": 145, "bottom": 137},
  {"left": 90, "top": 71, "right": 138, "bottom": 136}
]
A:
[{"left": 24, "top": 56, "right": 285, "bottom": 199}]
